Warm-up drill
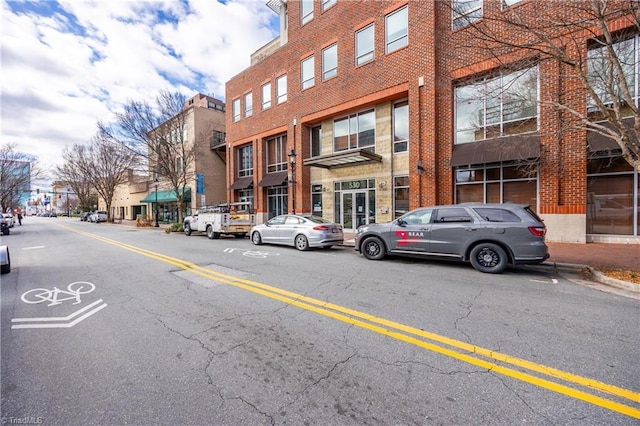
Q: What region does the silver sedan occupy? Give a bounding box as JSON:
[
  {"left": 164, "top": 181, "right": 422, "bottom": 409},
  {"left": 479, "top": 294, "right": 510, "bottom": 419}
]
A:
[{"left": 250, "top": 214, "right": 344, "bottom": 250}]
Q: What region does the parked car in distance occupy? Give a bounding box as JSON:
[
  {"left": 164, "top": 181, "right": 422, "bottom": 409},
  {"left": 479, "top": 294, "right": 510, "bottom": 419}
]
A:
[
  {"left": 2, "top": 214, "right": 15, "bottom": 228},
  {"left": 90, "top": 211, "right": 107, "bottom": 223},
  {"left": 251, "top": 214, "right": 344, "bottom": 251},
  {"left": 81, "top": 212, "right": 93, "bottom": 221},
  {"left": 354, "top": 203, "right": 549, "bottom": 274}
]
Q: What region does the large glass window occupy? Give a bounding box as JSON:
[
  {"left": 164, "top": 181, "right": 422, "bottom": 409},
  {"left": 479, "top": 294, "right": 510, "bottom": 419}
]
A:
[
  {"left": 276, "top": 75, "right": 287, "bottom": 104},
  {"left": 452, "top": 0, "right": 482, "bottom": 30},
  {"left": 587, "top": 156, "right": 638, "bottom": 236},
  {"left": 455, "top": 163, "right": 538, "bottom": 211},
  {"left": 587, "top": 35, "right": 638, "bottom": 117},
  {"left": 455, "top": 66, "right": 538, "bottom": 143},
  {"left": 301, "top": 0, "right": 313, "bottom": 25},
  {"left": 394, "top": 176, "right": 409, "bottom": 218},
  {"left": 356, "top": 24, "right": 375, "bottom": 66},
  {"left": 244, "top": 92, "right": 252, "bottom": 117},
  {"left": 386, "top": 6, "right": 408, "bottom": 53},
  {"left": 322, "top": 44, "right": 338, "bottom": 80},
  {"left": 393, "top": 100, "right": 408, "bottom": 153},
  {"left": 268, "top": 186, "right": 288, "bottom": 218},
  {"left": 333, "top": 109, "right": 375, "bottom": 152},
  {"left": 262, "top": 83, "right": 272, "bottom": 110},
  {"left": 238, "top": 145, "right": 253, "bottom": 177},
  {"left": 238, "top": 189, "right": 254, "bottom": 210},
  {"left": 232, "top": 98, "right": 241, "bottom": 122},
  {"left": 322, "top": 0, "right": 336, "bottom": 11},
  {"left": 266, "top": 135, "right": 287, "bottom": 173},
  {"left": 301, "top": 56, "right": 315, "bottom": 89},
  {"left": 311, "top": 184, "right": 323, "bottom": 216}
]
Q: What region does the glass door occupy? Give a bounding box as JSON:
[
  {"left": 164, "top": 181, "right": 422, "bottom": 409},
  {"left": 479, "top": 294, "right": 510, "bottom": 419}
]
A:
[{"left": 341, "top": 190, "right": 369, "bottom": 232}]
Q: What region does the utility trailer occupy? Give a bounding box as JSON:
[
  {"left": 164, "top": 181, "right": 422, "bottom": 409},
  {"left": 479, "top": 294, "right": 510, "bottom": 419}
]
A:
[{"left": 183, "top": 202, "right": 255, "bottom": 239}]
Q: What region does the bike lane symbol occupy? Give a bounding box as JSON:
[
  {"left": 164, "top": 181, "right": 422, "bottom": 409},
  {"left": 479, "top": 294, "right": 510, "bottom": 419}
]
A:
[{"left": 12, "top": 281, "right": 106, "bottom": 329}]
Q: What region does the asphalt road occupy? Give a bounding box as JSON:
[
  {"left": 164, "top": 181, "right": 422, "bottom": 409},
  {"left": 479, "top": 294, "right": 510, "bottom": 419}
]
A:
[{"left": 1, "top": 217, "right": 639, "bottom": 425}]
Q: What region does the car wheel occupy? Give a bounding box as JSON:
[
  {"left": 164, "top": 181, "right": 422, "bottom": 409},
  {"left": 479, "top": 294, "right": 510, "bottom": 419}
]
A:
[
  {"left": 0, "top": 246, "right": 9, "bottom": 274},
  {"left": 251, "top": 231, "right": 262, "bottom": 245},
  {"left": 294, "top": 234, "right": 309, "bottom": 251},
  {"left": 470, "top": 243, "right": 508, "bottom": 274},
  {"left": 184, "top": 223, "right": 191, "bottom": 236},
  {"left": 361, "top": 237, "right": 385, "bottom": 260},
  {"left": 206, "top": 226, "right": 214, "bottom": 239}
]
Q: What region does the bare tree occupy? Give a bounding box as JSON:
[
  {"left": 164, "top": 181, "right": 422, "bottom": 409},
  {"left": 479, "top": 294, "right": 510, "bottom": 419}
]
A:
[
  {"left": 98, "top": 90, "right": 211, "bottom": 222},
  {"left": 0, "top": 142, "right": 47, "bottom": 212},
  {"left": 61, "top": 137, "right": 137, "bottom": 221},
  {"left": 450, "top": 0, "right": 639, "bottom": 170},
  {"left": 56, "top": 147, "right": 99, "bottom": 212}
]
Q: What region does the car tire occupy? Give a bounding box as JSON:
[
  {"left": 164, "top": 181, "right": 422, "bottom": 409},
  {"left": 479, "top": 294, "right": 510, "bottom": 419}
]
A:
[
  {"left": 251, "top": 231, "right": 262, "bottom": 245},
  {"left": 0, "top": 246, "right": 9, "bottom": 274},
  {"left": 206, "top": 226, "right": 214, "bottom": 239},
  {"left": 361, "top": 237, "right": 385, "bottom": 260},
  {"left": 294, "top": 234, "right": 309, "bottom": 251},
  {"left": 184, "top": 223, "right": 191, "bottom": 236},
  {"left": 470, "top": 243, "right": 508, "bottom": 274}
]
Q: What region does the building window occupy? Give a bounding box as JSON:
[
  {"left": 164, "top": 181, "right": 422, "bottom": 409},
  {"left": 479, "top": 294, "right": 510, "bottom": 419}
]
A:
[
  {"left": 268, "top": 186, "right": 288, "bottom": 218},
  {"left": 502, "top": 0, "right": 523, "bottom": 8},
  {"left": 455, "top": 163, "right": 538, "bottom": 211},
  {"left": 232, "top": 98, "right": 241, "bottom": 122},
  {"left": 276, "top": 75, "right": 287, "bottom": 104},
  {"left": 587, "top": 156, "right": 638, "bottom": 236},
  {"left": 244, "top": 92, "right": 253, "bottom": 117},
  {"left": 301, "top": 56, "right": 315, "bottom": 89},
  {"left": 238, "top": 189, "right": 254, "bottom": 210},
  {"left": 322, "top": 0, "right": 336, "bottom": 11},
  {"left": 322, "top": 44, "right": 338, "bottom": 80},
  {"left": 238, "top": 144, "right": 253, "bottom": 177},
  {"left": 452, "top": 0, "right": 483, "bottom": 30},
  {"left": 455, "top": 66, "right": 538, "bottom": 144},
  {"left": 311, "top": 184, "right": 323, "bottom": 216},
  {"left": 333, "top": 109, "right": 375, "bottom": 152},
  {"left": 393, "top": 100, "right": 408, "bottom": 153},
  {"left": 587, "top": 35, "right": 638, "bottom": 118},
  {"left": 310, "top": 125, "right": 322, "bottom": 157},
  {"left": 301, "top": 0, "right": 313, "bottom": 25},
  {"left": 262, "top": 83, "right": 272, "bottom": 110},
  {"left": 356, "top": 24, "right": 375, "bottom": 66},
  {"left": 394, "top": 176, "right": 409, "bottom": 218},
  {"left": 385, "top": 6, "right": 408, "bottom": 53},
  {"left": 266, "top": 135, "right": 287, "bottom": 173}
]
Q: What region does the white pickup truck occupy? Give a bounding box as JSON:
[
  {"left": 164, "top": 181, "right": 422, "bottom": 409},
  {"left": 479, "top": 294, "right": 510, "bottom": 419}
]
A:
[{"left": 183, "top": 202, "right": 255, "bottom": 239}]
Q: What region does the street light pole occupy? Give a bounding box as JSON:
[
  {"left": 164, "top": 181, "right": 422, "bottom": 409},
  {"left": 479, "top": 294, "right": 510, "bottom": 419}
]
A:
[
  {"left": 154, "top": 178, "right": 159, "bottom": 227},
  {"left": 288, "top": 149, "right": 297, "bottom": 214}
]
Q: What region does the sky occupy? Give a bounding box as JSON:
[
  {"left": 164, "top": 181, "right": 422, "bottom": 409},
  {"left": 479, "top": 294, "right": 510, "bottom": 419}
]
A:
[{"left": 1, "top": 0, "right": 279, "bottom": 175}]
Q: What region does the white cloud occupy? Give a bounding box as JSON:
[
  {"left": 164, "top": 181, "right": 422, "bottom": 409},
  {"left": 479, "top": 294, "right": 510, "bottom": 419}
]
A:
[{"left": 0, "top": 0, "right": 278, "bottom": 173}]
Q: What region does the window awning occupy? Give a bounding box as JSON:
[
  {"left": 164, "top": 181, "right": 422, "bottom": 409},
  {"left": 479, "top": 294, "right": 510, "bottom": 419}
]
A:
[
  {"left": 258, "top": 171, "right": 288, "bottom": 187},
  {"left": 140, "top": 187, "right": 191, "bottom": 203},
  {"left": 303, "top": 148, "right": 383, "bottom": 169},
  {"left": 229, "top": 176, "right": 254, "bottom": 190},
  {"left": 450, "top": 135, "right": 540, "bottom": 166},
  {"left": 587, "top": 117, "right": 633, "bottom": 153}
]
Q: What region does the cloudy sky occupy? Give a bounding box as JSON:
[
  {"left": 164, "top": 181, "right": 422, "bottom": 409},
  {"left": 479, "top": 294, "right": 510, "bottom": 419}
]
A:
[{"left": 1, "top": 0, "right": 278, "bottom": 173}]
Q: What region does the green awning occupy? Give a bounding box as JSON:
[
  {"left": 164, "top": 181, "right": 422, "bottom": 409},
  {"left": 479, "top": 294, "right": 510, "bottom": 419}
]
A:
[{"left": 140, "top": 187, "right": 191, "bottom": 203}]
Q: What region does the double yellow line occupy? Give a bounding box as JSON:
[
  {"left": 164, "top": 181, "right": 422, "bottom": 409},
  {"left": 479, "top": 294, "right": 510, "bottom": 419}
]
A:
[{"left": 68, "top": 226, "right": 640, "bottom": 418}]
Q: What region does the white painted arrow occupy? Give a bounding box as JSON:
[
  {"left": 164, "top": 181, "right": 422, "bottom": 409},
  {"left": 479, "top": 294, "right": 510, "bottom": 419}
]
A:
[{"left": 11, "top": 299, "right": 107, "bottom": 329}]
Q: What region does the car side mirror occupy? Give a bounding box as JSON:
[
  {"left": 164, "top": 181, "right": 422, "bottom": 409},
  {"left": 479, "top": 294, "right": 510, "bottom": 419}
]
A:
[{"left": 397, "top": 217, "right": 406, "bottom": 226}]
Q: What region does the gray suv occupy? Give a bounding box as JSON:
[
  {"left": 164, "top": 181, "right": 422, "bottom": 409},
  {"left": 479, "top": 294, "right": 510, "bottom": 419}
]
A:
[{"left": 354, "top": 203, "right": 549, "bottom": 273}]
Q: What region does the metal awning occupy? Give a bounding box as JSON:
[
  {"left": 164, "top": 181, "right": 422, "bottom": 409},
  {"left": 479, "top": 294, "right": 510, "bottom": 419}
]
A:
[
  {"left": 303, "top": 149, "right": 383, "bottom": 169},
  {"left": 450, "top": 135, "right": 540, "bottom": 166},
  {"left": 258, "top": 171, "right": 288, "bottom": 187},
  {"left": 229, "top": 176, "right": 254, "bottom": 190},
  {"left": 140, "top": 187, "right": 191, "bottom": 203},
  {"left": 587, "top": 117, "right": 633, "bottom": 153}
]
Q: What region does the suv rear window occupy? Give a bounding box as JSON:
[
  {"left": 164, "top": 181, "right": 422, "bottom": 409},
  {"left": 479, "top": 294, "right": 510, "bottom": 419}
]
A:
[
  {"left": 473, "top": 208, "right": 520, "bottom": 222},
  {"left": 523, "top": 206, "right": 544, "bottom": 223}
]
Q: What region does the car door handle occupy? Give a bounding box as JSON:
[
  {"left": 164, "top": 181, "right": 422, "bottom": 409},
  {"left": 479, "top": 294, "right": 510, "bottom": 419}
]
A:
[{"left": 465, "top": 228, "right": 478, "bottom": 231}]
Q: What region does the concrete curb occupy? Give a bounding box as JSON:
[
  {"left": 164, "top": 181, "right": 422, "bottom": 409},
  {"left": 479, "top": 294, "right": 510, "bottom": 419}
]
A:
[{"left": 537, "top": 261, "right": 639, "bottom": 293}]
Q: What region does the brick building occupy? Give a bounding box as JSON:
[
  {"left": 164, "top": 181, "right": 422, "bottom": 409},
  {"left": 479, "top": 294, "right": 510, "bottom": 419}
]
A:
[{"left": 225, "top": 0, "right": 639, "bottom": 243}]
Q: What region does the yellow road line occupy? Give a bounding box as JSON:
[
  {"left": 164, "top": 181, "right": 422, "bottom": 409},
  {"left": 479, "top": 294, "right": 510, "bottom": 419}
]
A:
[{"left": 65, "top": 226, "right": 640, "bottom": 418}]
